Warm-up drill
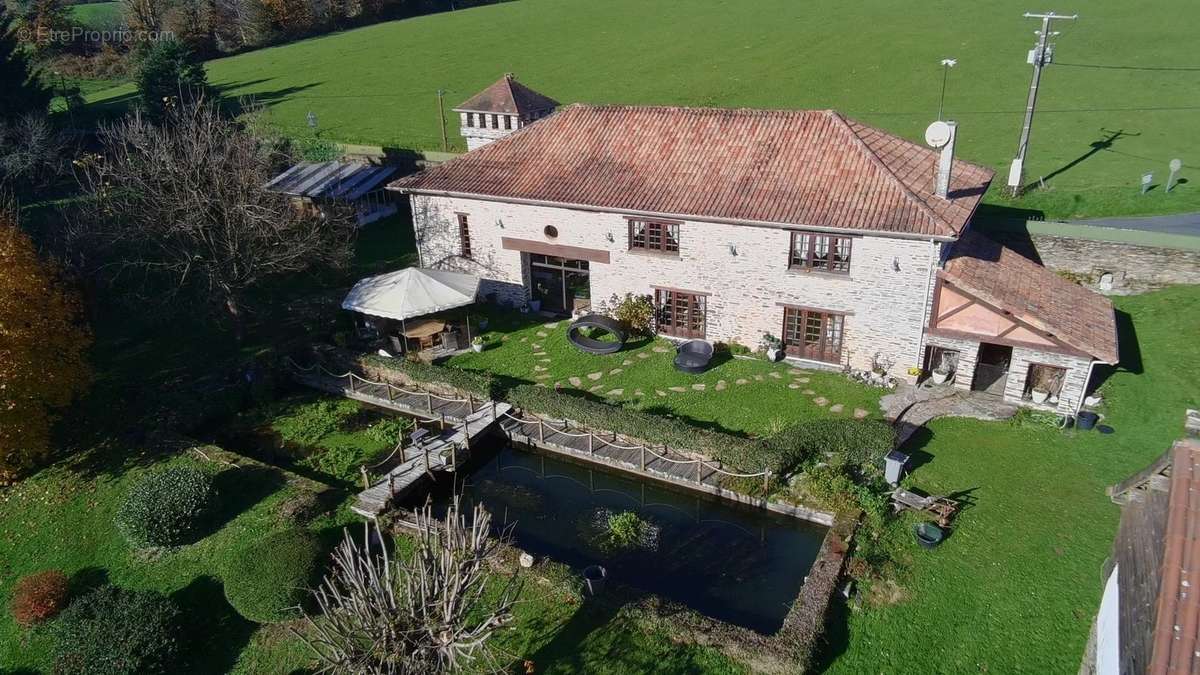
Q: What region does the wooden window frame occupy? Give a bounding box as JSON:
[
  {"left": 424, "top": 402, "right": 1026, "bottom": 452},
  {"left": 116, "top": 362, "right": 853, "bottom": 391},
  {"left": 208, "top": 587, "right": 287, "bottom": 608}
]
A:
[
  {"left": 654, "top": 288, "right": 706, "bottom": 339},
  {"left": 465, "top": 113, "right": 475, "bottom": 128},
  {"left": 457, "top": 213, "right": 473, "bottom": 259},
  {"left": 781, "top": 306, "right": 845, "bottom": 364},
  {"left": 1023, "top": 362, "right": 1068, "bottom": 398},
  {"left": 503, "top": 115, "right": 512, "bottom": 130},
  {"left": 788, "top": 231, "right": 852, "bottom": 274},
  {"left": 628, "top": 219, "right": 681, "bottom": 255},
  {"left": 490, "top": 114, "right": 499, "bottom": 129}
]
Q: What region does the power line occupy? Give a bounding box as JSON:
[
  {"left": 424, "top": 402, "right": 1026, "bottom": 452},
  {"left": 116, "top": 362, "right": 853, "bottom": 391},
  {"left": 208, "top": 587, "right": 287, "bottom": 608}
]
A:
[{"left": 1007, "top": 11, "right": 1078, "bottom": 196}]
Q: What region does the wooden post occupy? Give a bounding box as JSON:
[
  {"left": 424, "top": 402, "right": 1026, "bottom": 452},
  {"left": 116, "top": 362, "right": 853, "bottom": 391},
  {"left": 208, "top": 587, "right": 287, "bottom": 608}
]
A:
[
  {"left": 360, "top": 466, "right": 369, "bottom": 489},
  {"left": 348, "top": 374, "right": 356, "bottom": 392},
  {"left": 640, "top": 446, "right": 646, "bottom": 471},
  {"left": 425, "top": 392, "right": 433, "bottom": 412},
  {"left": 763, "top": 470, "right": 770, "bottom": 494},
  {"left": 386, "top": 385, "right": 394, "bottom": 402},
  {"left": 439, "top": 413, "right": 446, "bottom": 431},
  {"left": 695, "top": 461, "right": 702, "bottom": 482},
  {"left": 538, "top": 420, "right": 545, "bottom": 443},
  {"left": 389, "top": 473, "right": 396, "bottom": 496},
  {"left": 468, "top": 394, "right": 474, "bottom": 412},
  {"left": 587, "top": 433, "right": 593, "bottom": 454},
  {"left": 451, "top": 443, "right": 457, "bottom": 468}
]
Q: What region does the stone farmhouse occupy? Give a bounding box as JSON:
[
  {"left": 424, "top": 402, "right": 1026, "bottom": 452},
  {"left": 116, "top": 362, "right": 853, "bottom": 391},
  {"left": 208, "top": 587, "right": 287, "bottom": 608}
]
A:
[{"left": 389, "top": 75, "right": 1119, "bottom": 414}]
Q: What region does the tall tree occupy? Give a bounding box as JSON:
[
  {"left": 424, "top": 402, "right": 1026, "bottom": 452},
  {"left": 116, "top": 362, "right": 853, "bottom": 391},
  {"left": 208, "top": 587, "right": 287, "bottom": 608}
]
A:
[
  {"left": 0, "top": 207, "right": 91, "bottom": 483},
  {"left": 0, "top": 5, "right": 49, "bottom": 117},
  {"left": 134, "top": 38, "right": 210, "bottom": 121},
  {"left": 69, "top": 99, "right": 356, "bottom": 333}
]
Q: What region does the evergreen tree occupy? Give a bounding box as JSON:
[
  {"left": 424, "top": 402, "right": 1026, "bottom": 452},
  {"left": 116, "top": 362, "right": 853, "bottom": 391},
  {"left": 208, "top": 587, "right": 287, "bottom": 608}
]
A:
[
  {"left": 0, "top": 5, "right": 50, "bottom": 117},
  {"left": 134, "top": 38, "right": 209, "bottom": 121}
]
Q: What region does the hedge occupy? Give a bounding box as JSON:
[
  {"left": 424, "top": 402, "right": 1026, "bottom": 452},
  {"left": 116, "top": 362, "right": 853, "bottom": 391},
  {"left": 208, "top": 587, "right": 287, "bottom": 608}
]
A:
[
  {"left": 115, "top": 466, "right": 220, "bottom": 548},
  {"left": 224, "top": 528, "right": 323, "bottom": 623},
  {"left": 506, "top": 385, "right": 775, "bottom": 472},
  {"left": 765, "top": 418, "right": 896, "bottom": 475},
  {"left": 53, "top": 585, "right": 181, "bottom": 674},
  {"left": 361, "top": 355, "right": 498, "bottom": 399}
]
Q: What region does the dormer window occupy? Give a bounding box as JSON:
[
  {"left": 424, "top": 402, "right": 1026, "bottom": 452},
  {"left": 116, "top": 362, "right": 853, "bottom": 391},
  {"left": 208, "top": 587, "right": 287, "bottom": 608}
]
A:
[{"left": 789, "top": 231, "right": 852, "bottom": 274}]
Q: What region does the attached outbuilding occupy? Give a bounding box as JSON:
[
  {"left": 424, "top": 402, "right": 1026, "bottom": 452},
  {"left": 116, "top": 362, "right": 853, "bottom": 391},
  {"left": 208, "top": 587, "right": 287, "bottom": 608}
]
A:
[{"left": 264, "top": 160, "right": 398, "bottom": 227}]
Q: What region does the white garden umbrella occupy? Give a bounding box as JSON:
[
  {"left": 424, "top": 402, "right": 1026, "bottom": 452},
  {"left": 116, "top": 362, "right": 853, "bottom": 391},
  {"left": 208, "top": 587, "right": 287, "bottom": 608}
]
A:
[{"left": 342, "top": 267, "right": 481, "bottom": 347}]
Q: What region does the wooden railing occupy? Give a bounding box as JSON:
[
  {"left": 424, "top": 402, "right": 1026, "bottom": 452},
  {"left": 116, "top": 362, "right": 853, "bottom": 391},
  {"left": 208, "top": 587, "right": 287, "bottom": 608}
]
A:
[{"left": 500, "top": 411, "right": 772, "bottom": 493}]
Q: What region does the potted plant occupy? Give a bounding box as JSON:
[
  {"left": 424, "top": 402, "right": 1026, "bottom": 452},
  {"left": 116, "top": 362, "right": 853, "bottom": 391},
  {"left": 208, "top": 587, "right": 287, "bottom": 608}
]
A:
[
  {"left": 471, "top": 336, "right": 486, "bottom": 353},
  {"left": 931, "top": 364, "right": 953, "bottom": 385},
  {"left": 761, "top": 333, "right": 783, "bottom": 362}
]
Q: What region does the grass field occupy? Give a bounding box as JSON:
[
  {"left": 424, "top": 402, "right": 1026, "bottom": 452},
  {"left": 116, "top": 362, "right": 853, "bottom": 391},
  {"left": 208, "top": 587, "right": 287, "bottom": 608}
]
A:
[
  {"left": 85, "top": 0, "right": 1200, "bottom": 219},
  {"left": 822, "top": 285, "right": 1200, "bottom": 673},
  {"left": 68, "top": 1, "right": 121, "bottom": 28}
]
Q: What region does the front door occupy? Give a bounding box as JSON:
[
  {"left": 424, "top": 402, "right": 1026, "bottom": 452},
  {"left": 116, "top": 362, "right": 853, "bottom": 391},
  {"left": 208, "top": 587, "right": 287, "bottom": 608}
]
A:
[
  {"left": 972, "top": 343, "right": 1012, "bottom": 395},
  {"left": 782, "top": 307, "right": 844, "bottom": 364}
]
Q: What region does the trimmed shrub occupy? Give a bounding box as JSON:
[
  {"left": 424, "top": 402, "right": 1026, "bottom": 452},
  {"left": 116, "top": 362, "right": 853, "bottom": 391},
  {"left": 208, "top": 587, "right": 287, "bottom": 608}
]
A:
[
  {"left": 115, "top": 466, "right": 219, "bottom": 548},
  {"left": 506, "top": 385, "right": 774, "bottom": 473},
  {"left": 273, "top": 398, "right": 360, "bottom": 446},
  {"left": 362, "top": 355, "right": 498, "bottom": 399},
  {"left": 766, "top": 418, "right": 896, "bottom": 475},
  {"left": 224, "top": 528, "right": 323, "bottom": 623},
  {"left": 53, "top": 585, "right": 181, "bottom": 674},
  {"left": 605, "top": 293, "right": 655, "bottom": 336},
  {"left": 9, "top": 570, "right": 69, "bottom": 627}
]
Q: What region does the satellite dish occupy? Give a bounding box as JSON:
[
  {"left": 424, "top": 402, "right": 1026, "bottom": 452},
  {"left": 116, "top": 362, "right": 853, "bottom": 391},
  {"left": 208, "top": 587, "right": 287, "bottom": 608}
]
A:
[
  {"left": 925, "top": 121, "right": 953, "bottom": 148},
  {"left": 1170, "top": 158, "right": 1183, "bottom": 172}
]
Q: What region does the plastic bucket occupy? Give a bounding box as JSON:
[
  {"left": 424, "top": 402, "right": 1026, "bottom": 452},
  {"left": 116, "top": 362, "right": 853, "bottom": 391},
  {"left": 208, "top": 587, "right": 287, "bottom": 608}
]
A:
[
  {"left": 583, "top": 565, "right": 607, "bottom": 596},
  {"left": 1076, "top": 411, "right": 1100, "bottom": 431}
]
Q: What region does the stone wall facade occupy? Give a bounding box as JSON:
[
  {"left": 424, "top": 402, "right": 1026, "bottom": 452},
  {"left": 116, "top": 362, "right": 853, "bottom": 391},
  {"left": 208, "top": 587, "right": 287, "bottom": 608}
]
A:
[
  {"left": 988, "top": 231, "right": 1200, "bottom": 295},
  {"left": 924, "top": 333, "right": 1094, "bottom": 413},
  {"left": 409, "top": 194, "right": 943, "bottom": 379}
]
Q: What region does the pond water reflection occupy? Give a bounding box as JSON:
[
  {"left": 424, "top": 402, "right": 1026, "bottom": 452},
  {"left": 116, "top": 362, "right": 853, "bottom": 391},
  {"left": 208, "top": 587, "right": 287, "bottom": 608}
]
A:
[{"left": 416, "top": 444, "right": 827, "bottom": 634}]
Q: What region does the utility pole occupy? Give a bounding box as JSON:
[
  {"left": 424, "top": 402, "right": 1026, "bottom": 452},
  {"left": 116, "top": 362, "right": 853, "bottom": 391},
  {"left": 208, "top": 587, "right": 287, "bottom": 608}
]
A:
[
  {"left": 1006, "top": 11, "right": 1077, "bottom": 196},
  {"left": 437, "top": 89, "right": 449, "bottom": 152}
]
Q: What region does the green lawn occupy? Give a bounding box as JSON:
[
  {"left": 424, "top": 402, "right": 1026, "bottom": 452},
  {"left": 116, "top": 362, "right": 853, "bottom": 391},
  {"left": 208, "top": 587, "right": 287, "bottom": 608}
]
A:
[
  {"left": 822, "top": 285, "right": 1200, "bottom": 673},
  {"left": 448, "top": 310, "right": 884, "bottom": 439},
  {"left": 68, "top": 1, "right": 121, "bottom": 28},
  {"left": 84, "top": 0, "right": 1200, "bottom": 219}
]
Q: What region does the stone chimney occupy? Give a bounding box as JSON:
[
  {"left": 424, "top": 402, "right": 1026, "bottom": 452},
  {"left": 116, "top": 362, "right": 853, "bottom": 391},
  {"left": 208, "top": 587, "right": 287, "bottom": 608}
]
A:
[{"left": 935, "top": 120, "right": 958, "bottom": 199}]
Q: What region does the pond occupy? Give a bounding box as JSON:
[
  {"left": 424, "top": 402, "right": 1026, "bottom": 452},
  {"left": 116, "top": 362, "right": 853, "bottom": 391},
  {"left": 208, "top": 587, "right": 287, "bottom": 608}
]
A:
[{"left": 415, "top": 443, "right": 828, "bottom": 634}]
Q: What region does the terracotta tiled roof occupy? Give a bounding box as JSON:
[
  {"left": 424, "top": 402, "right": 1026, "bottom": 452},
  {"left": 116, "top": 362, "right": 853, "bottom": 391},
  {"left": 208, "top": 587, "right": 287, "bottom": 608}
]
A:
[
  {"left": 453, "top": 74, "right": 558, "bottom": 115},
  {"left": 1150, "top": 438, "right": 1200, "bottom": 675},
  {"left": 942, "top": 231, "right": 1119, "bottom": 363},
  {"left": 392, "top": 104, "right": 994, "bottom": 238}
]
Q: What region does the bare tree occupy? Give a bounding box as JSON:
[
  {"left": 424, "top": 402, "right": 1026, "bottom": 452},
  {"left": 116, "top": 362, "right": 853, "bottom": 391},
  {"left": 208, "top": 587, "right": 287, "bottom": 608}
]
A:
[
  {"left": 68, "top": 98, "right": 355, "bottom": 332},
  {"left": 0, "top": 113, "right": 72, "bottom": 193},
  {"left": 297, "top": 498, "right": 521, "bottom": 674}
]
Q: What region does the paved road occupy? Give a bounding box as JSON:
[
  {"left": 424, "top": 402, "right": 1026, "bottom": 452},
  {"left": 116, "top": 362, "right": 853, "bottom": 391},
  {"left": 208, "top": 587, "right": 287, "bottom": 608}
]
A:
[{"left": 1074, "top": 212, "right": 1200, "bottom": 237}]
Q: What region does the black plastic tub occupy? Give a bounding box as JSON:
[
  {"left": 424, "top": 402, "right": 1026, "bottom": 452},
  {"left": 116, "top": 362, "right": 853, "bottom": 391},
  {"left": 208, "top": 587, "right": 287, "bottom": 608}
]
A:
[{"left": 1076, "top": 411, "right": 1100, "bottom": 431}]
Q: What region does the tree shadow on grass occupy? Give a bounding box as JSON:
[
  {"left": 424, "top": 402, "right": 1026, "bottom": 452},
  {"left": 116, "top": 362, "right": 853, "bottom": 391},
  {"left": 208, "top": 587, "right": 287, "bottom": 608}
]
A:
[
  {"left": 524, "top": 593, "right": 626, "bottom": 672},
  {"left": 67, "top": 566, "right": 110, "bottom": 598},
  {"left": 171, "top": 576, "right": 256, "bottom": 674},
  {"left": 209, "top": 465, "right": 288, "bottom": 533}
]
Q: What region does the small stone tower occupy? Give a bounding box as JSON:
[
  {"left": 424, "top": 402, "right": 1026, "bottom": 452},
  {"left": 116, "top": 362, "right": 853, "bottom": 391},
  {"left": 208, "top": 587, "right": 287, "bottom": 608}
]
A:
[{"left": 454, "top": 74, "right": 558, "bottom": 151}]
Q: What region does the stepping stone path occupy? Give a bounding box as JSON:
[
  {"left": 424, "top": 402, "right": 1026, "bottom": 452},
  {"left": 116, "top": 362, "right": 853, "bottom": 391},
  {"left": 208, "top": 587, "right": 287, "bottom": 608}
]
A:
[
  {"left": 569, "top": 377, "right": 582, "bottom": 387},
  {"left": 768, "top": 372, "right": 782, "bottom": 379},
  {"left": 653, "top": 345, "right": 671, "bottom": 353},
  {"left": 803, "top": 389, "right": 816, "bottom": 395},
  {"left": 533, "top": 351, "right": 548, "bottom": 356},
  {"left": 715, "top": 380, "right": 727, "bottom": 391},
  {"left": 669, "top": 386, "right": 688, "bottom": 393},
  {"left": 622, "top": 359, "right": 633, "bottom": 366},
  {"left": 754, "top": 375, "right": 764, "bottom": 381},
  {"left": 637, "top": 353, "right": 650, "bottom": 359},
  {"left": 606, "top": 389, "right": 624, "bottom": 397},
  {"left": 519, "top": 337, "right": 528, "bottom": 342},
  {"left": 536, "top": 331, "right": 548, "bottom": 338},
  {"left": 587, "top": 372, "right": 603, "bottom": 381},
  {"left": 544, "top": 322, "right": 558, "bottom": 329},
  {"left": 794, "top": 377, "right": 810, "bottom": 383},
  {"left": 534, "top": 365, "right": 547, "bottom": 372},
  {"left": 634, "top": 389, "right": 644, "bottom": 396},
  {"left": 539, "top": 358, "right": 552, "bottom": 363},
  {"left": 531, "top": 343, "right": 542, "bottom": 350},
  {"left": 854, "top": 408, "right": 870, "bottom": 419},
  {"left": 736, "top": 378, "right": 749, "bottom": 385},
  {"left": 788, "top": 383, "right": 801, "bottom": 389},
  {"left": 692, "top": 383, "right": 706, "bottom": 391},
  {"left": 609, "top": 368, "right": 623, "bottom": 375},
  {"left": 789, "top": 369, "right": 805, "bottom": 375},
  {"left": 813, "top": 397, "right": 829, "bottom": 407},
  {"left": 830, "top": 404, "right": 844, "bottom": 413},
  {"left": 535, "top": 374, "right": 552, "bottom": 380},
  {"left": 589, "top": 384, "right": 604, "bottom": 393},
  {"left": 656, "top": 390, "right": 668, "bottom": 397}
]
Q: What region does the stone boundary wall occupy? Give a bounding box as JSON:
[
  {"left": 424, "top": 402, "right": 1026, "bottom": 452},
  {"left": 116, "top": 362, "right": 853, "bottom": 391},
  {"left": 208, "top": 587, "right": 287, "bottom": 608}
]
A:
[{"left": 983, "top": 224, "right": 1200, "bottom": 295}]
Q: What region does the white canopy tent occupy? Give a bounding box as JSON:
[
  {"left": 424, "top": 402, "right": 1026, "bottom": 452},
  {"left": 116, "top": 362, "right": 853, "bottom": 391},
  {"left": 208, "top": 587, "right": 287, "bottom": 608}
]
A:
[{"left": 341, "top": 267, "right": 481, "bottom": 349}]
